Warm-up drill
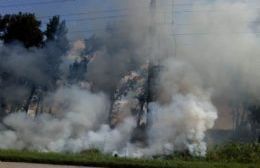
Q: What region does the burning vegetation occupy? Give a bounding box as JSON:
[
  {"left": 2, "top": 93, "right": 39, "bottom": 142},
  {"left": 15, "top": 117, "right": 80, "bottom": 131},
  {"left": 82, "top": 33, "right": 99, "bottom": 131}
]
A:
[{"left": 0, "top": 0, "right": 260, "bottom": 159}]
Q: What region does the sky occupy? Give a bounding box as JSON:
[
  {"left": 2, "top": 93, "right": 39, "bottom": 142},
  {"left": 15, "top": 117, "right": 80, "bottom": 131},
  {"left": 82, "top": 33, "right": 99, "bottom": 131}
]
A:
[
  {"left": 0, "top": 0, "right": 120, "bottom": 40},
  {"left": 2, "top": 0, "right": 257, "bottom": 41},
  {"left": 0, "top": 0, "right": 187, "bottom": 40}
]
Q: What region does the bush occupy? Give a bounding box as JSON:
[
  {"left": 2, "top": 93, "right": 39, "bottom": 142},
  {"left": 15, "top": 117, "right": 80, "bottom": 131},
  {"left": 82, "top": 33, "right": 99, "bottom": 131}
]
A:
[{"left": 206, "top": 143, "right": 260, "bottom": 163}]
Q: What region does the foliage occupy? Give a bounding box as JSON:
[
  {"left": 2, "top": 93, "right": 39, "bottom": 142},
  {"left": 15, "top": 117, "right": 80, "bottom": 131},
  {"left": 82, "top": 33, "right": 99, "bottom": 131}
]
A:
[
  {"left": 249, "top": 105, "right": 260, "bottom": 124},
  {"left": 43, "top": 16, "right": 69, "bottom": 85},
  {"left": 45, "top": 16, "right": 60, "bottom": 41},
  {"left": 0, "top": 144, "right": 260, "bottom": 168},
  {"left": 44, "top": 15, "right": 69, "bottom": 49},
  {"left": 206, "top": 143, "right": 260, "bottom": 163},
  {"left": 0, "top": 12, "right": 43, "bottom": 48},
  {"left": 0, "top": 12, "right": 69, "bottom": 114}
]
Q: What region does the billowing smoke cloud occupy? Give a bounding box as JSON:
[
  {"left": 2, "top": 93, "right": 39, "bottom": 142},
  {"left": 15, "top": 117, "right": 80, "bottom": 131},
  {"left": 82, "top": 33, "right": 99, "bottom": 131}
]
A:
[
  {"left": 175, "top": 1, "right": 260, "bottom": 131},
  {"left": 144, "top": 58, "right": 218, "bottom": 156},
  {"left": 0, "top": 38, "right": 67, "bottom": 113},
  {"left": 0, "top": 86, "right": 136, "bottom": 153},
  {"left": 178, "top": 1, "right": 260, "bottom": 97},
  {"left": 148, "top": 93, "right": 217, "bottom": 156},
  {"left": 0, "top": 0, "right": 259, "bottom": 158}
]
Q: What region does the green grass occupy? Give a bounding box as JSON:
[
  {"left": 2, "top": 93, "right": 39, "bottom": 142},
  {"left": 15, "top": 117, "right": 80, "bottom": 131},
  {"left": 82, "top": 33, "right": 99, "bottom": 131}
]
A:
[
  {"left": 207, "top": 143, "right": 260, "bottom": 163},
  {"left": 0, "top": 143, "right": 259, "bottom": 168}
]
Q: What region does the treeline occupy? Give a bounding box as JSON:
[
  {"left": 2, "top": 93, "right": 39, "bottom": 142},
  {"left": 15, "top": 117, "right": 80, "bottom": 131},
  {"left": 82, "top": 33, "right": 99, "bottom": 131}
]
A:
[
  {"left": 0, "top": 12, "right": 118, "bottom": 117},
  {"left": 0, "top": 12, "right": 71, "bottom": 115},
  {"left": 0, "top": 12, "right": 69, "bottom": 84},
  {"left": 0, "top": 12, "right": 68, "bottom": 48}
]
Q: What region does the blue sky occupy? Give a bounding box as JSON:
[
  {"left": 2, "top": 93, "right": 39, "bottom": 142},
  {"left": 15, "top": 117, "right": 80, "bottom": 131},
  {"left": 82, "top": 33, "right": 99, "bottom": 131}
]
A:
[
  {"left": 2, "top": 0, "right": 258, "bottom": 41},
  {"left": 0, "top": 0, "right": 123, "bottom": 40},
  {"left": 0, "top": 0, "right": 201, "bottom": 40}
]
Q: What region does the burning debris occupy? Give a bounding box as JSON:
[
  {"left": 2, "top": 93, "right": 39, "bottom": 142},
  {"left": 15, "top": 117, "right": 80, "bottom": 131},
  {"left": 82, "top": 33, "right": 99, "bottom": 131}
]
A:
[
  {"left": 110, "top": 64, "right": 149, "bottom": 128},
  {"left": 27, "top": 87, "right": 44, "bottom": 118}
]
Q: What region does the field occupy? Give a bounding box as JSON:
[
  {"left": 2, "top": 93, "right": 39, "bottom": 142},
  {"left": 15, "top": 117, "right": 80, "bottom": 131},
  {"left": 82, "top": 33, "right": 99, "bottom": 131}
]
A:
[{"left": 0, "top": 143, "right": 259, "bottom": 168}]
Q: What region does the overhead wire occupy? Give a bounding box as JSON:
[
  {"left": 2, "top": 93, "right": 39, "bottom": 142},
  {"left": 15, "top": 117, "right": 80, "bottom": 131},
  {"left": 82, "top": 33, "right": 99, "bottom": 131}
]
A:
[
  {"left": 0, "top": 0, "right": 74, "bottom": 8},
  {"left": 2, "top": 0, "right": 260, "bottom": 39}
]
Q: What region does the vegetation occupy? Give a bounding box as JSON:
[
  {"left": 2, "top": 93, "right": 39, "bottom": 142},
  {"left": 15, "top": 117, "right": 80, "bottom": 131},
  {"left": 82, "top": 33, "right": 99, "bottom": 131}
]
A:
[
  {"left": 207, "top": 143, "right": 260, "bottom": 163},
  {"left": 0, "top": 143, "right": 259, "bottom": 168},
  {"left": 0, "top": 12, "right": 69, "bottom": 114},
  {"left": 0, "top": 12, "right": 43, "bottom": 48},
  {"left": 0, "top": 13, "right": 68, "bottom": 48},
  {"left": 249, "top": 105, "right": 260, "bottom": 124}
]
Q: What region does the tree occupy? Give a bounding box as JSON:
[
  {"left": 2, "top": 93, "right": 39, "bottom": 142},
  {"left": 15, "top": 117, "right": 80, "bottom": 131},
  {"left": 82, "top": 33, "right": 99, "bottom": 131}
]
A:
[
  {"left": 249, "top": 105, "right": 260, "bottom": 124},
  {"left": 0, "top": 13, "right": 70, "bottom": 115},
  {"left": 45, "top": 16, "right": 60, "bottom": 41},
  {"left": 45, "top": 16, "right": 68, "bottom": 44},
  {"left": 44, "top": 16, "right": 69, "bottom": 86},
  {"left": 0, "top": 12, "right": 43, "bottom": 48}
]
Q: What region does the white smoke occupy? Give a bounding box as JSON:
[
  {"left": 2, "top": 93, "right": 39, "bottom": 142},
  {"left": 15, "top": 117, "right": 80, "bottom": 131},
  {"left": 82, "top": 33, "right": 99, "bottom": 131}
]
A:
[
  {"left": 147, "top": 92, "right": 217, "bottom": 156},
  {"left": 1, "top": 0, "right": 260, "bottom": 158},
  {"left": 0, "top": 86, "right": 137, "bottom": 153},
  {"left": 0, "top": 86, "right": 106, "bottom": 151},
  {"left": 142, "top": 58, "right": 218, "bottom": 156},
  {"left": 177, "top": 1, "right": 260, "bottom": 100}
]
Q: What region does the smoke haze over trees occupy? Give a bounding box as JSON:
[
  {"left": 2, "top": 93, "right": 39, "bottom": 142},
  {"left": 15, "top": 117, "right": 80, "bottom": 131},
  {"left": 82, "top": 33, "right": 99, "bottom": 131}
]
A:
[
  {"left": 0, "top": 0, "right": 260, "bottom": 158},
  {"left": 0, "top": 13, "right": 69, "bottom": 116}
]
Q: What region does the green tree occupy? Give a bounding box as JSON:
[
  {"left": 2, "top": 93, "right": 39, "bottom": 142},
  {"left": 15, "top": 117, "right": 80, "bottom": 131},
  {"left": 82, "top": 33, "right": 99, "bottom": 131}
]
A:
[
  {"left": 45, "top": 16, "right": 68, "bottom": 43},
  {"left": 0, "top": 12, "right": 43, "bottom": 48},
  {"left": 45, "top": 16, "right": 60, "bottom": 41},
  {"left": 44, "top": 16, "right": 69, "bottom": 86},
  {"left": 249, "top": 105, "right": 260, "bottom": 124}
]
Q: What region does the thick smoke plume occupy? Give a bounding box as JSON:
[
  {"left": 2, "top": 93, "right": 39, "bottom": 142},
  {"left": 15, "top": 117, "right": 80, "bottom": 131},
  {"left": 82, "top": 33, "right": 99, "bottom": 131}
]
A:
[
  {"left": 0, "top": 86, "right": 136, "bottom": 153},
  {"left": 0, "top": 0, "right": 259, "bottom": 158}
]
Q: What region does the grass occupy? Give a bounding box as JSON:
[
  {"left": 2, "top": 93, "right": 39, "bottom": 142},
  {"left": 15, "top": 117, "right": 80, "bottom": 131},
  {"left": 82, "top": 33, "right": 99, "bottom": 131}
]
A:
[
  {"left": 207, "top": 143, "right": 260, "bottom": 163},
  {"left": 0, "top": 143, "right": 259, "bottom": 168}
]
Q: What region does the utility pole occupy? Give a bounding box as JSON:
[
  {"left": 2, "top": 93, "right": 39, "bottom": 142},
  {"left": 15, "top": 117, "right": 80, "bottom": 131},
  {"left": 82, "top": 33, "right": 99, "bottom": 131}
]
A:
[
  {"left": 149, "top": 0, "right": 157, "bottom": 62},
  {"left": 142, "top": 0, "right": 157, "bottom": 124},
  {"left": 147, "top": 0, "right": 156, "bottom": 101},
  {"left": 172, "top": 0, "right": 177, "bottom": 57},
  {"left": 150, "top": 0, "right": 156, "bottom": 9},
  {"left": 150, "top": 0, "right": 156, "bottom": 23}
]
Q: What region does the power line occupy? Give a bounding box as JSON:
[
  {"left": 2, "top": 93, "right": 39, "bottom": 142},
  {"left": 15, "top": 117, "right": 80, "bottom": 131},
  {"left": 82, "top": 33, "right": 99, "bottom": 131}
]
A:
[
  {"left": 173, "top": 8, "right": 260, "bottom": 14},
  {"left": 37, "top": 7, "right": 260, "bottom": 22},
  {"left": 173, "top": 0, "right": 260, "bottom": 6},
  {"left": 0, "top": 1, "right": 201, "bottom": 8},
  {"left": 38, "top": 6, "right": 176, "bottom": 20},
  {"left": 41, "top": 14, "right": 126, "bottom": 24},
  {"left": 70, "top": 28, "right": 260, "bottom": 36},
  {"left": 1, "top": 0, "right": 257, "bottom": 10},
  {"left": 0, "top": 0, "right": 259, "bottom": 9},
  {"left": 38, "top": 8, "right": 132, "bottom": 19},
  {"left": 40, "top": 12, "right": 257, "bottom": 27},
  {"left": 1, "top": 1, "right": 258, "bottom": 18},
  {"left": 2, "top": 0, "right": 254, "bottom": 38},
  {"left": 0, "top": 0, "right": 74, "bottom": 8}
]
